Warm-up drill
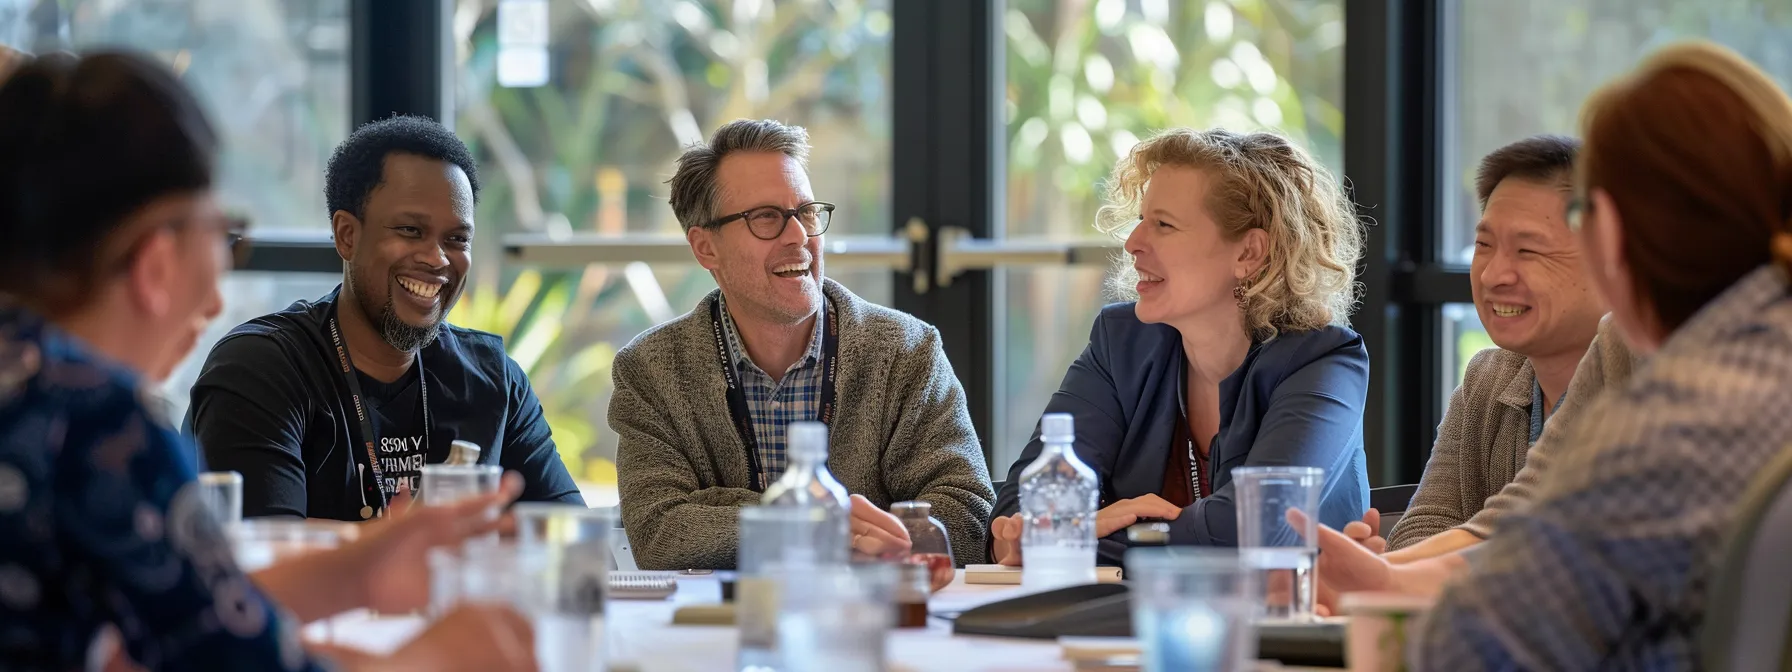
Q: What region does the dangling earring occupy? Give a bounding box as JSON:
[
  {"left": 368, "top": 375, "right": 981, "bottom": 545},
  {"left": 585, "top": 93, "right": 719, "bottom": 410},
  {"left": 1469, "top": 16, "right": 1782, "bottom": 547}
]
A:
[{"left": 1234, "top": 282, "right": 1248, "bottom": 310}]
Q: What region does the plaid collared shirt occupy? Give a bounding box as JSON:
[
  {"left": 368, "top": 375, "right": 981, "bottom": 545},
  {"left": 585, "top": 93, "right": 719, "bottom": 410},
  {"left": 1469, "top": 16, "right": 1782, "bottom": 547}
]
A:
[
  {"left": 1414, "top": 265, "right": 1792, "bottom": 670},
  {"left": 717, "top": 294, "right": 830, "bottom": 482}
]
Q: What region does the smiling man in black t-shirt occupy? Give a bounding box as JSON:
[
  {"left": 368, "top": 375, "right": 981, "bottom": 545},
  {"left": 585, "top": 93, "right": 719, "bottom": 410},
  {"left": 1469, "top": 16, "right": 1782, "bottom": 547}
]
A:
[{"left": 187, "top": 115, "right": 583, "bottom": 520}]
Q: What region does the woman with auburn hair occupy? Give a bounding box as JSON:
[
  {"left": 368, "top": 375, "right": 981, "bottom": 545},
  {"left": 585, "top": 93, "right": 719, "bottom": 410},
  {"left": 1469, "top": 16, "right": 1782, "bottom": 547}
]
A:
[
  {"left": 989, "top": 127, "right": 1370, "bottom": 565},
  {"left": 1413, "top": 41, "right": 1792, "bottom": 668}
]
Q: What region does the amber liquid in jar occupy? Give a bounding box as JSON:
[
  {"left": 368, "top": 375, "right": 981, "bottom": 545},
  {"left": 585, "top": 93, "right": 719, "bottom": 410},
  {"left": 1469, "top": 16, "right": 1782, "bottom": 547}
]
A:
[{"left": 908, "top": 552, "right": 955, "bottom": 593}]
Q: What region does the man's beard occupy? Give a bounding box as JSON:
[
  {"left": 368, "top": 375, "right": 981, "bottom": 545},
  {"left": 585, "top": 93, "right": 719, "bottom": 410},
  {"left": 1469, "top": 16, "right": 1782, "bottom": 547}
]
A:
[{"left": 349, "top": 265, "right": 442, "bottom": 352}]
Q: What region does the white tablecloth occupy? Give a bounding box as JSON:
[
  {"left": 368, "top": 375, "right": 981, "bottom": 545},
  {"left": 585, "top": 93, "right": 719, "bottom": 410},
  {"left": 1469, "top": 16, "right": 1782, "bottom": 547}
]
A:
[{"left": 325, "top": 571, "right": 1335, "bottom": 672}]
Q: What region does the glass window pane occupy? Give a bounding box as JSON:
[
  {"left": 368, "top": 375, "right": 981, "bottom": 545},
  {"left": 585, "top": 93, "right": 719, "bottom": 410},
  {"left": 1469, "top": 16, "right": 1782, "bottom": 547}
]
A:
[
  {"left": 1, "top": 0, "right": 351, "bottom": 232},
  {"left": 1441, "top": 303, "right": 1492, "bottom": 407},
  {"left": 997, "top": 0, "right": 1345, "bottom": 469},
  {"left": 0, "top": 1, "right": 352, "bottom": 415},
  {"left": 452, "top": 0, "right": 893, "bottom": 494},
  {"left": 1443, "top": 0, "right": 1792, "bottom": 264}
]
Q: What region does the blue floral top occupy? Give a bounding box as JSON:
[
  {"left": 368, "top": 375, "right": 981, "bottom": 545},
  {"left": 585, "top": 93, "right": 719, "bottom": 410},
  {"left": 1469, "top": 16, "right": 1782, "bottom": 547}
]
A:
[{"left": 0, "top": 306, "right": 329, "bottom": 671}]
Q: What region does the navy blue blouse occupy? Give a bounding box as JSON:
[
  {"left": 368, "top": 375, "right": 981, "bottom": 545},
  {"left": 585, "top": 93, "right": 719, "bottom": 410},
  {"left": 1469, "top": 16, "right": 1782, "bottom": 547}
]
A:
[
  {"left": 0, "top": 307, "right": 327, "bottom": 670},
  {"left": 995, "top": 303, "right": 1371, "bottom": 564}
]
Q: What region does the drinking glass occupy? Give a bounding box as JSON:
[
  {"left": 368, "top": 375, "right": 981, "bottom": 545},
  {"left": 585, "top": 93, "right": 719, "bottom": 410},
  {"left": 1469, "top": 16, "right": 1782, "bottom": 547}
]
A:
[
  {"left": 1127, "top": 547, "right": 1257, "bottom": 672},
  {"left": 455, "top": 540, "right": 607, "bottom": 672},
  {"left": 196, "top": 471, "right": 242, "bottom": 528},
  {"left": 229, "top": 519, "right": 347, "bottom": 641},
  {"left": 1231, "top": 466, "right": 1324, "bottom": 621},
  {"left": 419, "top": 464, "right": 503, "bottom": 506}
]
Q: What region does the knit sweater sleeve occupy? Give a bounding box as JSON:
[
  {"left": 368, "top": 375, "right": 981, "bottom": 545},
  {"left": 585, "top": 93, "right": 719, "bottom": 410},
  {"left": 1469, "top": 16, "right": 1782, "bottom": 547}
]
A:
[
  {"left": 1387, "top": 349, "right": 1505, "bottom": 550},
  {"left": 1458, "top": 316, "right": 1637, "bottom": 538},
  {"left": 610, "top": 342, "right": 761, "bottom": 570}
]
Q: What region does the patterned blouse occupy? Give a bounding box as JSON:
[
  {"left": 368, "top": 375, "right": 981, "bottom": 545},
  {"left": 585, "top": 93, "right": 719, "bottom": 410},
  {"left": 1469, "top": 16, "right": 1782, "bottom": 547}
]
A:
[
  {"left": 1414, "top": 265, "right": 1792, "bottom": 669},
  {"left": 0, "top": 306, "right": 329, "bottom": 670}
]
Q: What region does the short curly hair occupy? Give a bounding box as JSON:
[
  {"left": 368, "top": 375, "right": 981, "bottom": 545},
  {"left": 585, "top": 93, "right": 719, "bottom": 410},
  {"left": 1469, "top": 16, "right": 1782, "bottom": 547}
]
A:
[
  {"left": 325, "top": 115, "right": 480, "bottom": 223},
  {"left": 1097, "top": 128, "right": 1364, "bottom": 340}
]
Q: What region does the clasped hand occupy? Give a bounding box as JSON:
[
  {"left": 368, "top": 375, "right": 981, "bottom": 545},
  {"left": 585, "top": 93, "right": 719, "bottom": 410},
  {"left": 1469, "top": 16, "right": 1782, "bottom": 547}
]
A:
[{"left": 988, "top": 493, "right": 1184, "bottom": 566}]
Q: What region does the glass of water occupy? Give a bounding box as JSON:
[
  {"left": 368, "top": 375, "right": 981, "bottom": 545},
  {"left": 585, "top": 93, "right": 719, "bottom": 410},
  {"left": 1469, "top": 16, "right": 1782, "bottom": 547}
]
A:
[
  {"left": 1231, "top": 466, "right": 1324, "bottom": 621},
  {"left": 229, "top": 519, "right": 348, "bottom": 641},
  {"left": 229, "top": 519, "right": 344, "bottom": 572},
  {"left": 419, "top": 464, "right": 503, "bottom": 506},
  {"left": 776, "top": 563, "right": 895, "bottom": 672},
  {"left": 196, "top": 471, "right": 243, "bottom": 527},
  {"left": 454, "top": 540, "right": 608, "bottom": 672},
  {"left": 737, "top": 506, "right": 851, "bottom": 672},
  {"left": 511, "top": 504, "right": 611, "bottom": 672},
  {"left": 1126, "top": 547, "right": 1257, "bottom": 672}
]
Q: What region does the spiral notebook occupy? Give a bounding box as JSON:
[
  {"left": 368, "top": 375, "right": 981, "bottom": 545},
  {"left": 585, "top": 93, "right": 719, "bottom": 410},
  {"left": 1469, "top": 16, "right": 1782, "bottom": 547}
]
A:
[{"left": 608, "top": 571, "right": 679, "bottom": 600}]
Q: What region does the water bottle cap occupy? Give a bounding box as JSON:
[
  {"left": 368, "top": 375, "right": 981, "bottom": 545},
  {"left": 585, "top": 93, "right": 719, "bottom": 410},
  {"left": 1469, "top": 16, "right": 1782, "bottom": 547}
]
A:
[
  {"left": 446, "top": 440, "right": 482, "bottom": 465},
  {"left": 1041, "top": 413, "right": 1075, "bottom": 443},
  {"left": 786, "top": 421, "right": 829, "bottom": 458}
]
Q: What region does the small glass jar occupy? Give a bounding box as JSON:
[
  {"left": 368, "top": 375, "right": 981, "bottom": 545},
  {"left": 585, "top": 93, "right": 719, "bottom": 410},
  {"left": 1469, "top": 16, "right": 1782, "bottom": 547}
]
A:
[
  {"left": 891, "top": 500, "right": 955, "bottom": 592},
  {"left": 894, "top": 561, "right": 931, "bottom": 629}
]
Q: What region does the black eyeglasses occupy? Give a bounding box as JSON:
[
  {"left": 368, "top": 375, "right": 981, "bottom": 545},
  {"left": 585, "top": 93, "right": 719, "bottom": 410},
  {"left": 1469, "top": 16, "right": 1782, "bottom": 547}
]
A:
[
  {"left": 703, "top": 201, "right": 835, "bottom": 241},
  {"left": 222, "top": 214, "right": 252, "bottom": 270},
  {"left": 114, "top": 212, "right": 253, "bottom": 272}
]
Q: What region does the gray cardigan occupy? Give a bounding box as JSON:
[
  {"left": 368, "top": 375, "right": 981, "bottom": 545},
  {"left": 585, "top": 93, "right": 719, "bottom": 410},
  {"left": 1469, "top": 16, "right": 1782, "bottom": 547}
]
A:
[
  {"left": 1387, "top": 316, "right": 1637, "bottom": 549},
  {"left": 610, "top": 279, "right": 995, "bottom": 570}
]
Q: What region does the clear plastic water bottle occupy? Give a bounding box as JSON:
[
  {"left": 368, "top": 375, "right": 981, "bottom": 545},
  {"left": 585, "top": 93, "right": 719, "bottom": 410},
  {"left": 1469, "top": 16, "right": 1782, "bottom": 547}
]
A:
[
  {"left": 761, "top": 421, "right": 851, "bottom": 563},
  {"left": 1019, "top": 413, "right": 1099, "bottom": 590}
]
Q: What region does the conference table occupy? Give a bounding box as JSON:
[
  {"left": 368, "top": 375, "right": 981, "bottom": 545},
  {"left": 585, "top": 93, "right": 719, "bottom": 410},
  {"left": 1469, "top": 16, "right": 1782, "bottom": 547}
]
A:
[{"left": 326, "top": 570, "right": 1343, "bottom": 672}]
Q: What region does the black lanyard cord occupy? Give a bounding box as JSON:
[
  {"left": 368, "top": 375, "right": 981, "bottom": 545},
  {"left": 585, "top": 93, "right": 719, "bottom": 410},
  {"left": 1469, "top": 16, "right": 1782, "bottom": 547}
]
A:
[
  {"left": 328, "top": 305, "right": 431, "bottom": 519},
  {"left": 709, "top": 296, "right": 838, "bottom": 491}
]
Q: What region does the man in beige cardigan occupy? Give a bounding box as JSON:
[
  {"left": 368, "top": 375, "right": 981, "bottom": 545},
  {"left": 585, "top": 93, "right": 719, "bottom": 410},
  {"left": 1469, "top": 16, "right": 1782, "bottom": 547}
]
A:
[
  {"left": 610, "top": 119, "right": 994, "bottom": 570},
  {"left": 1309, "top": 137, "right": 1640, "bottom": 608},
  {"left": 1385, "top": 135, "right": 1636, "bottom": 555}
]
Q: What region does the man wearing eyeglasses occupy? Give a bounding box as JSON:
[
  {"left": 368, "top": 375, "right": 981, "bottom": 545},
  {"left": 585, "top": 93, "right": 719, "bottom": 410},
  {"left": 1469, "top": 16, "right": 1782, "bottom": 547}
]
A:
[{"left": 611, "top": 119, "right": 995, "bottom": 570}]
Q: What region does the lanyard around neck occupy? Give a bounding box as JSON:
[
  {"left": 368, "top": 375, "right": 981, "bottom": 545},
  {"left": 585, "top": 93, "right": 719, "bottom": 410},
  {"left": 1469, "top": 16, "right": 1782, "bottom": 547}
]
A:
[
  {"left": 708, "top": 296, "right": 838, "bottom": 491},
  {"left": 328, "top": 303, "right": 431, "bottom": 519},
  {"left": 1177, "top": 360, "right": 1212, "bottom": 500}
]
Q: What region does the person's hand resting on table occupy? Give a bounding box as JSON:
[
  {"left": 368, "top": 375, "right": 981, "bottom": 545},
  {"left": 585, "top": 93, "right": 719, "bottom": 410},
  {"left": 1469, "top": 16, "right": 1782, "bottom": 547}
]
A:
[
  {"left": 850, "top": 493, "right": 913, "bottom": 558},
  {"left": 989, "top": 494, "right": 1184, "bottom": 566},
  {"left": 1287, "top": 508, "right": 1461, "bottom": 618}
]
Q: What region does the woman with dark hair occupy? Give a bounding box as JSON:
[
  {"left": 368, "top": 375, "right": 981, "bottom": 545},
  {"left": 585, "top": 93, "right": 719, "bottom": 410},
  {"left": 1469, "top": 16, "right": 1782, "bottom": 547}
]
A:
[
  {"left": 1410, "top": 41, "right": 1792, "bottom": 668},
  {"left": 0, "top": 52, "right": 536, "bottom": 670}
]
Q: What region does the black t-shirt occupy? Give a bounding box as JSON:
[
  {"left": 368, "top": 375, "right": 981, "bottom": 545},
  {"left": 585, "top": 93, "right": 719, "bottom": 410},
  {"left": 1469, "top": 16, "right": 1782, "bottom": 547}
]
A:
[
  {"left": 186, "top": 287, "right": 585, "bottom": 520},
  {"left": 358, "top": 370, "right": 429, "bottom": 496}
]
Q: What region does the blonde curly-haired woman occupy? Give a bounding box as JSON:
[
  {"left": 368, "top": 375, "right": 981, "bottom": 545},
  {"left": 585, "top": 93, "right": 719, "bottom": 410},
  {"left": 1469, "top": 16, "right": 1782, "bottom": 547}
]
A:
[{"left": 990, "top": 128, "right": 1369, "bottom": 565}]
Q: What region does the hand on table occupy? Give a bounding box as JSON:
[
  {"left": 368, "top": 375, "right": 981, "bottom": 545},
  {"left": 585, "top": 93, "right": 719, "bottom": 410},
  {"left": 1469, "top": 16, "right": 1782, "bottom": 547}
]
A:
[
  {"left": 849, "top": 494, "right": 912, "bottom": 558},
  {"left": 1095, "top": 494, "right": 1182, "bottom": 538},
  {"left": 1286, "top": 508, "right": 1392, "bottom": 615},
  {"left": 988, "top": 494, "right": 1184, "bottom": 567},
  {"left": 346, "top": 472, "right": 525, "bottom": 614}
]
